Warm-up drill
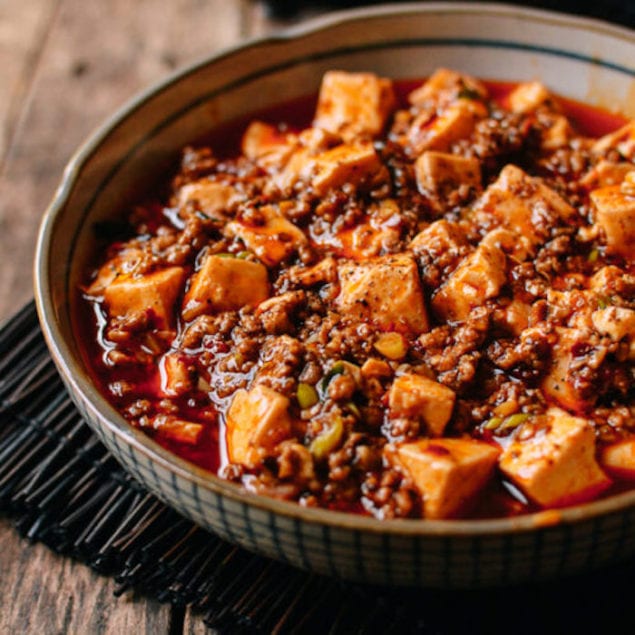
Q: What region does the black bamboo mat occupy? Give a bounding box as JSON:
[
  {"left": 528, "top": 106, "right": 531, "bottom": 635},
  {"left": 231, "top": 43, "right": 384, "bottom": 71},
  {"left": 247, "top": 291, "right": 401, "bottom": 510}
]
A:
[{"left": 1, "top": 301, "right": 634, "bottom": 634}]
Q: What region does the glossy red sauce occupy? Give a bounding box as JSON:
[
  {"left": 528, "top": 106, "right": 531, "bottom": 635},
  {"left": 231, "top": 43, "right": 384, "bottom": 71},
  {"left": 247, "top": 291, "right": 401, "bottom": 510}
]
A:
[{"left": 78, "top": 79, "right": 630, "bottom": 516}]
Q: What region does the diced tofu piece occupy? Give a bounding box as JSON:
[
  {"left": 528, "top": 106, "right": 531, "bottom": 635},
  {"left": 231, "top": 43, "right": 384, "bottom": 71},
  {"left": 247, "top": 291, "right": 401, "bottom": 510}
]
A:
[
  {"left": 409, "top": 219, "right": 467, "bottom": 255},
  {"left": 143, "top": 414, "right": 203, "bottom": 445},
  {"left": 592, "top": 121, "right": 635, "bottom": 160},
  {"left": 313, "top": 70, "right": 396, "bottom": 142},
  {"left": 601, "top": 439, "right": 635, "bottom": 478},
  {"left": 311, "top": 141, "right": 383, "bottom": 195},
  {"left": 241, "top": 120, "right": 297, "bottom": 170},
  {"left": 590, "top": 183, "right": 635, "bottom": 258},
  {"left": 177, "top": 180, "right": 241, "bottom": 219},
  {"left": 408, "top": 68, "right": 488, "bottom": 107},
  {"left": 592, "top": 306, "right": 635, "bottom": 358},
  {"left": 103, "top": 266, "right": 186, "bottom": 329},
  {"left": 499, "top": 408, "right": 611, "bottom": 507},
  {"left": 498, "top": 298, "right": 531, "bottom": 336},
  {"left": 182, "top": 254, "right": 269, "bottom": 320},
  {"left": 408, "top": 99, "right": 487, "bottom": 155},
  {"left": 431, "top": 242, "right": 506, "bottom": 322},
  {"left": 474, "top": 164, "right": 576, "bottom": 247},
  {"left": 415, "top": 151, "right": 481, "bottom": 195},
  {"left": 85, "top": 247, "right": 144, "bottom": 296},
  {"left": 159, "top": 352, "right": 193, "bottom": 397},
  {"left": 315, "top": 199, "right": 402, "bottom": 259},
  {"left": 224, "top": 205, "right": 307, "bottom": 266},
  {"left": 385, "top": 438, "right": 500, "bottom": 519},
  {"left": 226, "top": 384, "right": 292, "bottom": 467},
  {"left": 507, "top": 81, "right": 551, "bottom": 114},
  {"left": 541, "top": 115, "right": 574, "bottom": 150},
  {"left": 388, "top": 373, "right": 456, "bottom": 436},
  {"left": 541, "top": 327, "right": 599, "bottom": 412},
  {"left": 288, "top": 256, "right": 337, "bottom": 287},
  {"left": 581, "top": 160, "right": 634, "bottom": 188},
  {"left": 336, "top": 253, "right": 429, "bottom": 333}
]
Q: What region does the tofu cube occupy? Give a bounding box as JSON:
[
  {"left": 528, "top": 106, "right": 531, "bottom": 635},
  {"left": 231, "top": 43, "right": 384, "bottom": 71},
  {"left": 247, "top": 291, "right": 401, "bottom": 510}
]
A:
[
  {"left": 592, "top": 306, "right": 635, "bottom": 358},
  {"left": 313, "top": 70, "right": 396, "bottom": 142},
  {"left": 408, "top": 68, "right": 488, "bottom": 107},
  {"left": 176, "top": 180, "right": 241, "bottom": 219},
  {"left": 409, "top": 219, "right": 467, "bottom": 255},
  {"left": 499, "top": 408, "right": 611, "bottom": 507},
  {"left": 474, "top": 164, "right": 576, "bottom": 247},
  {"left": 541, "top": 327, "right": 597, "bottom": 412},
  {"left": 431, "top": 242, "right": 506, "bottom": 322},
  {"left": 415, "top": 151, "right": 481, "bottom": 195},
  {"left": 103, "top": 266, "right": 186, "bottom": 329},
  {"left": 85, "top": 247, "right": 144, "bottom": 296},
  {"left": 159, "top": 352, "right": 192, "bottom": 397},
  {"left": 601, "top": 439, "right": 635, "bottom": 478},
  {"left": 507, "top": 81, "right": 551, "bottom": 114},
  {"left": 182, "top": 254, "right": 269, "bottom": 320},
  {"left": 385, "top": 438, "right": 500, "bottom": 519},
  {"left": 226, "top": 384, "right": 292, "bottom": 467},
  {"left": 241, "top": 120, "right": 297, "bottom": 170},
  {"left": 592, "top": 121, "right": 635, "bottom": 160},
  {"left": 336, "top": 253, "right": 429, "bottom": 334},
  {"left": 388, "top": 373, "right": 456, "bottom": 436},
  {"left": 590, "top": 184, "right": 635, "bottom": 258},
  {"left": 145, "top": 414, "right": 203, "bottom": 445},
  {"left": 311, "top": 141, "right": 383, "bottom": 195},
  {"left": 225, "top": 206, "right": 307, "bottom": 266},
  {"left": 408, "top": 99, "right": 487, "bottom": 155}
]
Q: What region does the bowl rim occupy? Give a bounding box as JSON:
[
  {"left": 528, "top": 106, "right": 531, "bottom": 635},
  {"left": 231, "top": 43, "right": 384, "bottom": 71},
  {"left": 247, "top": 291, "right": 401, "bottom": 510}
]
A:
[{"left": 34, "top": 1, "right": 635, "bottom": 538}]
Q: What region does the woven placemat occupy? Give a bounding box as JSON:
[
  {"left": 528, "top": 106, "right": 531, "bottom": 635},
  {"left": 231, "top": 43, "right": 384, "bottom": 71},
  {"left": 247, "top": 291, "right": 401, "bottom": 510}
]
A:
[{"left": 1, "top": 301, "right": 633, "bottom": 634}]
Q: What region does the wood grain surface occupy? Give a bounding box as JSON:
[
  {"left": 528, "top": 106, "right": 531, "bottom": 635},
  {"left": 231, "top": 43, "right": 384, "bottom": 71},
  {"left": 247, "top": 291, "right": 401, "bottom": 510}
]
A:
[{"left": 0, "top": 2, "right": 306, "bottom": 632}]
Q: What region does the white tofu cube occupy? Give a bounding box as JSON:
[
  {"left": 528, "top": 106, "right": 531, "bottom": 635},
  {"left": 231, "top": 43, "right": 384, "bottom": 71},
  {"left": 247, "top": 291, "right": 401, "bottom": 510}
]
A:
[
  {"left": 592, "top": 306, "right": 635, "bottom": 359},
  {"left": 224, "top": 205, "right": 307, "bottom": 266},
  {"left": 159, "top": 352, "right": 192, "bottom": 397},
  {"left": 541, "top": 327, "right": 596, "bottom": 412},
  {"left": 601, "top": 439, "right": 635, "bottom": 478},
  {"left": 408, "top": 99, "right": 487, "bottom": 155},
  {"left": 85, "top": 247, "right": 144, "bottom": 296},
  {"left": 226, "top": 384, "right": 292, "bottom": 467},
  {"left": 241, "top": 120, "right": 297, "bottom": 169},
  {"left": 431, "top": 242, "right": 506, "bottom": 322},
  {"left": 499, "top": 408, "right": 611, "bottom": 507},
  {"left": 182, "top": 254, "right": 269, "bottom": 320},
  {"left": 313, "top": 70, "right": 396, "bottom": 142},
  {"left": 409, "top": 219, "right": 467, "bottom": 255},
  {"left": 311, "top": 141, "right": 383, "bottom": 195},
  {"left": 474, "top": 164, "right": 576, "bottom": 248},
  {"left": 336, "top": 253, "right": 429, "bottom": 334},
  {"left": 590, "top": 184, "right": 635, "bottom": 258},
  {"left": 388, "top": 373, "right": 456, "bottom": 437},
  {"left": 408, "top": 68, "right": 488, "bottom": 107},
  {"left": 103, "top": 266, "right": 186, "bottom": 329},
  {"left": 385, "top": 438, "right": 500, "bottom": 519},
  {"left": 177, "top": 180, "right": 242, "bottom": 219},
  {"left": 415, "top": 151, "right": 481, "bottom": 195},
  {"left": 592, "top": 121, "right": 635, "bottom": 160},
  {"left": 507, "top": 81, "right": 551, "bottom": 114}
]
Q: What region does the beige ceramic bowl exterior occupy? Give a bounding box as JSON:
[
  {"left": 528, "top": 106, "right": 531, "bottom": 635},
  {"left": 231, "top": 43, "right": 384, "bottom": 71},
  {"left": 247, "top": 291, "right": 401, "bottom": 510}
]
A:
[{"left": 35, "top": 3, "right": 635, "bottom": 588}]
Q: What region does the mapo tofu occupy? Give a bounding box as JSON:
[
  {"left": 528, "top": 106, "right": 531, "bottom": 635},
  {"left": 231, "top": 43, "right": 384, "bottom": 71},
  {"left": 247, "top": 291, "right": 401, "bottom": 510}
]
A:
[{"left": 80, "top": 69, "right": 635, "bottom": 520}]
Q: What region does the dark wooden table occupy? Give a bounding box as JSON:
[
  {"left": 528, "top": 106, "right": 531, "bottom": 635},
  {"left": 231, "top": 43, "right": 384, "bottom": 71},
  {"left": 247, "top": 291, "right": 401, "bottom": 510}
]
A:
[{"left": 0, "top": 2, "right": 320, "bottom": 632}]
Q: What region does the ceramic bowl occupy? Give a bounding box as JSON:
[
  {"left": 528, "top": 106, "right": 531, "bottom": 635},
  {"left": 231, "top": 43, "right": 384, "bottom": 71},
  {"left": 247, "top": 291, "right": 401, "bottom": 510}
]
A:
[{"left": 34, "top": 3, "right": 635, "bottom": 588}]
